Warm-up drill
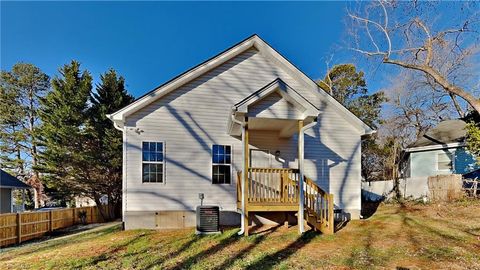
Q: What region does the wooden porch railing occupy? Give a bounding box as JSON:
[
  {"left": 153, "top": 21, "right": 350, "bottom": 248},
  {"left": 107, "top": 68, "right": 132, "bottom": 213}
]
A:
[
  {"left": 304, "top": 177, "right": 334, "bottom": 234},
  {"left": 236, "top": 168, "right": 334, "bottom": 234},
  {"left": 247, "top": 168, "right": 299, "bottom": 203}
]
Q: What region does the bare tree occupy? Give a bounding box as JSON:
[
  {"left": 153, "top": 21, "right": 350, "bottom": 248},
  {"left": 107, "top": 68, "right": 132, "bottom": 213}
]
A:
[
  {"left": 384, "top": 70, "right": 457, "bottom": 140},
  {"left": 347, "top": 0, "right": 480, "bottom": 114}
]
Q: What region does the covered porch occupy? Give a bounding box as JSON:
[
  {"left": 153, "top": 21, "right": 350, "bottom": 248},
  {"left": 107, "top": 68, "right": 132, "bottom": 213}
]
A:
[{"left": 227, "top": 79, "right": 334, "bottom": 235}]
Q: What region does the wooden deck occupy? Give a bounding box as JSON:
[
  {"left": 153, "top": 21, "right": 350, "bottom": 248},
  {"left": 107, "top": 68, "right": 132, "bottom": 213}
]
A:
[{"left": 237, "top": 168, "right": 334, "bottom": 235}]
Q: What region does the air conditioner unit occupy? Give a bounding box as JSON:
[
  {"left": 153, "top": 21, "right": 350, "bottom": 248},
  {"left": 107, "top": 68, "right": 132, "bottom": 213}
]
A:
[{"left": 196, "top": 205, "right": 220, "bottom": 234}]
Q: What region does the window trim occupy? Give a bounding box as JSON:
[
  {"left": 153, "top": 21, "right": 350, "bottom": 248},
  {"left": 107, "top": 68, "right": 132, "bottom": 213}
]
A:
[
  {"left": 141, "top": 141, "right": 166, "bottom": 184},
  {"left": 436, "top": 150, "right": 455, "bottom": 172},
  {"left": 211, "top": 144, "right": 233, "bottom": 185}
]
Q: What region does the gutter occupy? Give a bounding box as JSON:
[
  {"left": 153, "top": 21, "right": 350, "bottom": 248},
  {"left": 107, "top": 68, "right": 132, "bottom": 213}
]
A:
[
  {"left": 298, "top": 117, "right": 317, "bottom": 234},
  {"left": 231, "top": 113, "right": 246, "bottom": 236},
  {"left": 405, "top": 142, "right": 465, "bottom": 153}
]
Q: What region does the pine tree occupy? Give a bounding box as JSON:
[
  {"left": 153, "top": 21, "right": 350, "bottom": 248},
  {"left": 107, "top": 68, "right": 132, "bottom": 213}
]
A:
[
  {"left": 37, "top": 61, "right": 93, "bottom": 204},
  {"left": 89, "top": 69, "right": 134, "bottom": 219},
  {"left": 318, "top": 64, "right": 387, "bottom": 129},
  {"left": 0, "top": 74, "right": 25, "bottom": 172},
  {"left": 0, "top": 63, "right": 50, "bottom": 208}
]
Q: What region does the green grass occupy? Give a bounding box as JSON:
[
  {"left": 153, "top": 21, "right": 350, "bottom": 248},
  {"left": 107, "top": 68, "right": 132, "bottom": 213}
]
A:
[{"left": 1, "top": 200, "right": 479, "bottom": 270}]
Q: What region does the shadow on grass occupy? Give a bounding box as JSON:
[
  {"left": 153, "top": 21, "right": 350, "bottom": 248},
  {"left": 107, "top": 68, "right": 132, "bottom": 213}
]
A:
[
  {"left": 361, "top": 200, "right": 382, "bottom": 219},
  {"left": 1, "top": 224, "right": 121, "bottom": 260},
  {"left": 71, "top": 230, "right": 155, "bottom": 268},
  {"left": 141, "top": 235, "right": 201, "bottom": 269},
  {"left": 244, "top": 230, "right": 317, "bottom": 270},
  {"left": 212, "top": 226, "right": 281, "bottom": 270}
]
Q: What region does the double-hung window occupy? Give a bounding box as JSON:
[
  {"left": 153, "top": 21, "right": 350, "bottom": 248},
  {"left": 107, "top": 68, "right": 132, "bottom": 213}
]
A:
[
  {"left": 142, "top": 142, "right": 164, "bottom": 183},
  {"left": 212, "top": 145, "right": 231, "bottom": 184}
]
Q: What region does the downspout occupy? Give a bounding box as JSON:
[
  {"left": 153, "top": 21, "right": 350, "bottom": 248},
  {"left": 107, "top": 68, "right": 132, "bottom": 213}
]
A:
[
  {"left": 298, "top": 117, "right": 317, "bottom": 234},
  {"left": 231, "top": 113, "right": 246, "bottom": 235}
]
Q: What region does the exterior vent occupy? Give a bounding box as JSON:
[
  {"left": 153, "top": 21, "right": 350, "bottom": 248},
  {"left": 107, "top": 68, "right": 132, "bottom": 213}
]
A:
[{"left": 196, "top": 205, "right": 220, "bottom": 234}]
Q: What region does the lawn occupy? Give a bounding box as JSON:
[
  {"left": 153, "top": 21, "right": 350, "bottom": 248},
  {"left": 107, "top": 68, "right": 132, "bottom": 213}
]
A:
[{"left": 1, "top": 200, "right": 479, "bottom": 270}]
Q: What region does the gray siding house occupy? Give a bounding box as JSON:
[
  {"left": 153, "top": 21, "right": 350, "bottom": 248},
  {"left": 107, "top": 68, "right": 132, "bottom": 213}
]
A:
[
  {"left": 0, "top": 169, "right": 30, "bottom": 213},
  {"left": 108, "top": 35, "right": 373, "bottom": 231}
]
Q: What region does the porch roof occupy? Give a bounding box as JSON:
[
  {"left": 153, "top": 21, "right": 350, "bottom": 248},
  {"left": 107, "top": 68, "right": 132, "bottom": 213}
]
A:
[
  {"left": 227, "top": 78, "right": 319, "bottom": 137},
  {"left": 233, "top": 78, "right": 319, "bottom": 117}
]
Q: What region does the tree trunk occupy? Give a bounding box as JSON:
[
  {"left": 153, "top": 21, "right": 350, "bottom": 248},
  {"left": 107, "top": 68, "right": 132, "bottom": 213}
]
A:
[
  {"left": 28, "top": 87, "right": 44, "bottom": 208},
  {"left": 93, "top": 195, "right": 108, "bottom": 222}
]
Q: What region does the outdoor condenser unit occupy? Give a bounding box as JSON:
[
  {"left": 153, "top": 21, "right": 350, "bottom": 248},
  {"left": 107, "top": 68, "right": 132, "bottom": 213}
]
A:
[{"left": 196, "top": 205, "right": 220, "bottom": 234}]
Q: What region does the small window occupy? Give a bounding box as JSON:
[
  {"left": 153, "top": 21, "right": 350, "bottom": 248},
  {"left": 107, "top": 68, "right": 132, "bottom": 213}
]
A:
[
  {"left": 212, "top": 145, "right": 231, "bottom": 184},
  {"left": 142, "top": 142, "right": 164, "bottom": 183},
  {"left": 437, "top": 152, "right": 453, "bottom": 171}
]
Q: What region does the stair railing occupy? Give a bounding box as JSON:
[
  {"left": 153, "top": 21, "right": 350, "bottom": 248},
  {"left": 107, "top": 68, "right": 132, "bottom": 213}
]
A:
[{"left": 304, "top": 177, "right": 334, "bottom": 234}]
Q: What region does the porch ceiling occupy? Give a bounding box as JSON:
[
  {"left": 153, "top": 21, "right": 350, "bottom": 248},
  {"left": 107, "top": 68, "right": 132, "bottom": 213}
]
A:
[{"left": 248, "top": 118, "right": 299, "bottom": 138}]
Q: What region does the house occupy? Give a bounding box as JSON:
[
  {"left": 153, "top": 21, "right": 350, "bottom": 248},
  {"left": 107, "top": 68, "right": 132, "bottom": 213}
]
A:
[
  {"left": 107, "top": 35, "right": 373, "bottom": 235},
  {"left": 403, "top": 120, "right": 479, "bottom": 178},
  {"left": 0, "top": 169, "right": 30, "bottom": 213},
  {"left": 398, "top": 119, "right": 479, "bottom": 198}
]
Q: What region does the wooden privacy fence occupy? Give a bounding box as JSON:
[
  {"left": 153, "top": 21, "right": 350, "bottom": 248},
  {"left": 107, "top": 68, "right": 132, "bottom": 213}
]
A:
[
  {"left": 0, "top": 206, "right": 105, "bottom": 247},
  {"left": 428, "top": 174, "right": 463, "bottom": 202}
]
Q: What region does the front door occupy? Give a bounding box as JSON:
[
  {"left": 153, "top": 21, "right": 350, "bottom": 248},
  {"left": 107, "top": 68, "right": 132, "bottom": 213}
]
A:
[{"left": 250, "top": 149, "right": 271, "bottom": 168}]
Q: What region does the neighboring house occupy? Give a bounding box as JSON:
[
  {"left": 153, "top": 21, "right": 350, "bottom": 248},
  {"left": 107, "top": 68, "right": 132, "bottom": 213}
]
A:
[
  {"left": 108, "top": 35, "right": 373, "bottom": 233},
  {"left": 403, "top": 120, "right": 479, "bottom": 178},
  {"left": 74, "top": 194, "right": 108, "bottom": 207},
  {"left": 363, "top": 120, "right": 479, "bottom": 201},
  {"left": 0, "top": 169, "right": 30, "bottom": 214}
]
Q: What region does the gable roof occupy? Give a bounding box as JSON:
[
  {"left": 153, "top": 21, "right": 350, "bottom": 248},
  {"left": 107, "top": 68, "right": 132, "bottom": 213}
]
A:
[
  {"left": 0, "top": 169, "right": 30, "bottom": 189},
  {"left": 234, "top": 78, "right": 319, "bottom": 117},
  {"left": 107, "top": 34, "right": 373, "bottom": 135}
]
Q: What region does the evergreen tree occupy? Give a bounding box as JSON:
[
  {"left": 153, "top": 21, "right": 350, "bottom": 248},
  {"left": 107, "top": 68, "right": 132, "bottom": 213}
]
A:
[
  {"left": 0, "top": 63, "right": 50, "bottom": 208},
  {"left": 37, "top": 61, "right": 93, "bottom": 205},
  {"left": 318, "top": 64, "right": 387, "bottom": 129},
  {"left": 0, "top": 74, "right": 25, "bottom": 172},
  {"left": 89, "top": 69, "right": 134, "bottom": 219}
]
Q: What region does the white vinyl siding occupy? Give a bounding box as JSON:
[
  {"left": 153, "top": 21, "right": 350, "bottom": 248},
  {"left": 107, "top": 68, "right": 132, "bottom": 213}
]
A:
[
  {"left": 248, "top": 92, "right": 303, "bottom": 119},
  {"left": 123, "top": 48, "right": 362, "bottom": 213}
]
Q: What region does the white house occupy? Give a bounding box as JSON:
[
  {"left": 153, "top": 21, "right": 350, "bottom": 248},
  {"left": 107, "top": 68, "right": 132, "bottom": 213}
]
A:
[{"left": 108, "top": 35, "right": 373, "bottom": 234}]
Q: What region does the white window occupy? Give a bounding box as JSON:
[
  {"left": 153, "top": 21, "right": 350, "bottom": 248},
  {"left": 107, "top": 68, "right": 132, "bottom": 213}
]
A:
[
  {"left": 212, "top": 145, "right": 231, "bottom": 184},
  {"left": 437, "top": 152, "right": 453, "bottom": 171},
  {"left": 142, "top": 142, "right": 164, "bottom": 183}
]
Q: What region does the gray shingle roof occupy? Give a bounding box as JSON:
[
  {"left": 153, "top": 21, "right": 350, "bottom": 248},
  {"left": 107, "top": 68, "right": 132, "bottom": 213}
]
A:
[
  {"left": 409, "top": 119, "right": 466, "bottom": 148},
  {"left": 0, "top": 169, "right": 30, "bottom": 189}
]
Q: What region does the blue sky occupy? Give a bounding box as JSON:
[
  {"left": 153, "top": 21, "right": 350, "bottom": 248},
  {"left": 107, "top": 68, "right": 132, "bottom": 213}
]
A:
[{"left": 1, "top": 1, "right": 383, "bottom": 97}]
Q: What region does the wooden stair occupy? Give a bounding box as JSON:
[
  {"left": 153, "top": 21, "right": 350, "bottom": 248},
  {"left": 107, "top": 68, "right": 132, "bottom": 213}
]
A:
[
  {"left": 237, "top": 168, "right": 335, "bottom": 235},
  {"left": 304, "top": 177, "right": 334, "bottom": 234}
]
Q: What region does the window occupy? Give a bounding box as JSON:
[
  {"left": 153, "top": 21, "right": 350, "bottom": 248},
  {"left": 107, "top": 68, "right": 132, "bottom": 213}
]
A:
[
  {"left": 212, "top": 145, "right": 231, "bottom": 184},
  {"left": 142, "top": 142, "right": 164, "bottom": 183},
  {"left": 437, "top": 152, "right": 453, "bottom": 171}
]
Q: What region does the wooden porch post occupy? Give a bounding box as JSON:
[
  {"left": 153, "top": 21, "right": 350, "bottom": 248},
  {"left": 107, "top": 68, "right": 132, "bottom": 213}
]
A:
[
  {"left": 297, "top": 120, "right": 304, "bottom": 234},
  {"left": 244, "top": 122, "right": 249, "bottom": 236}
]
